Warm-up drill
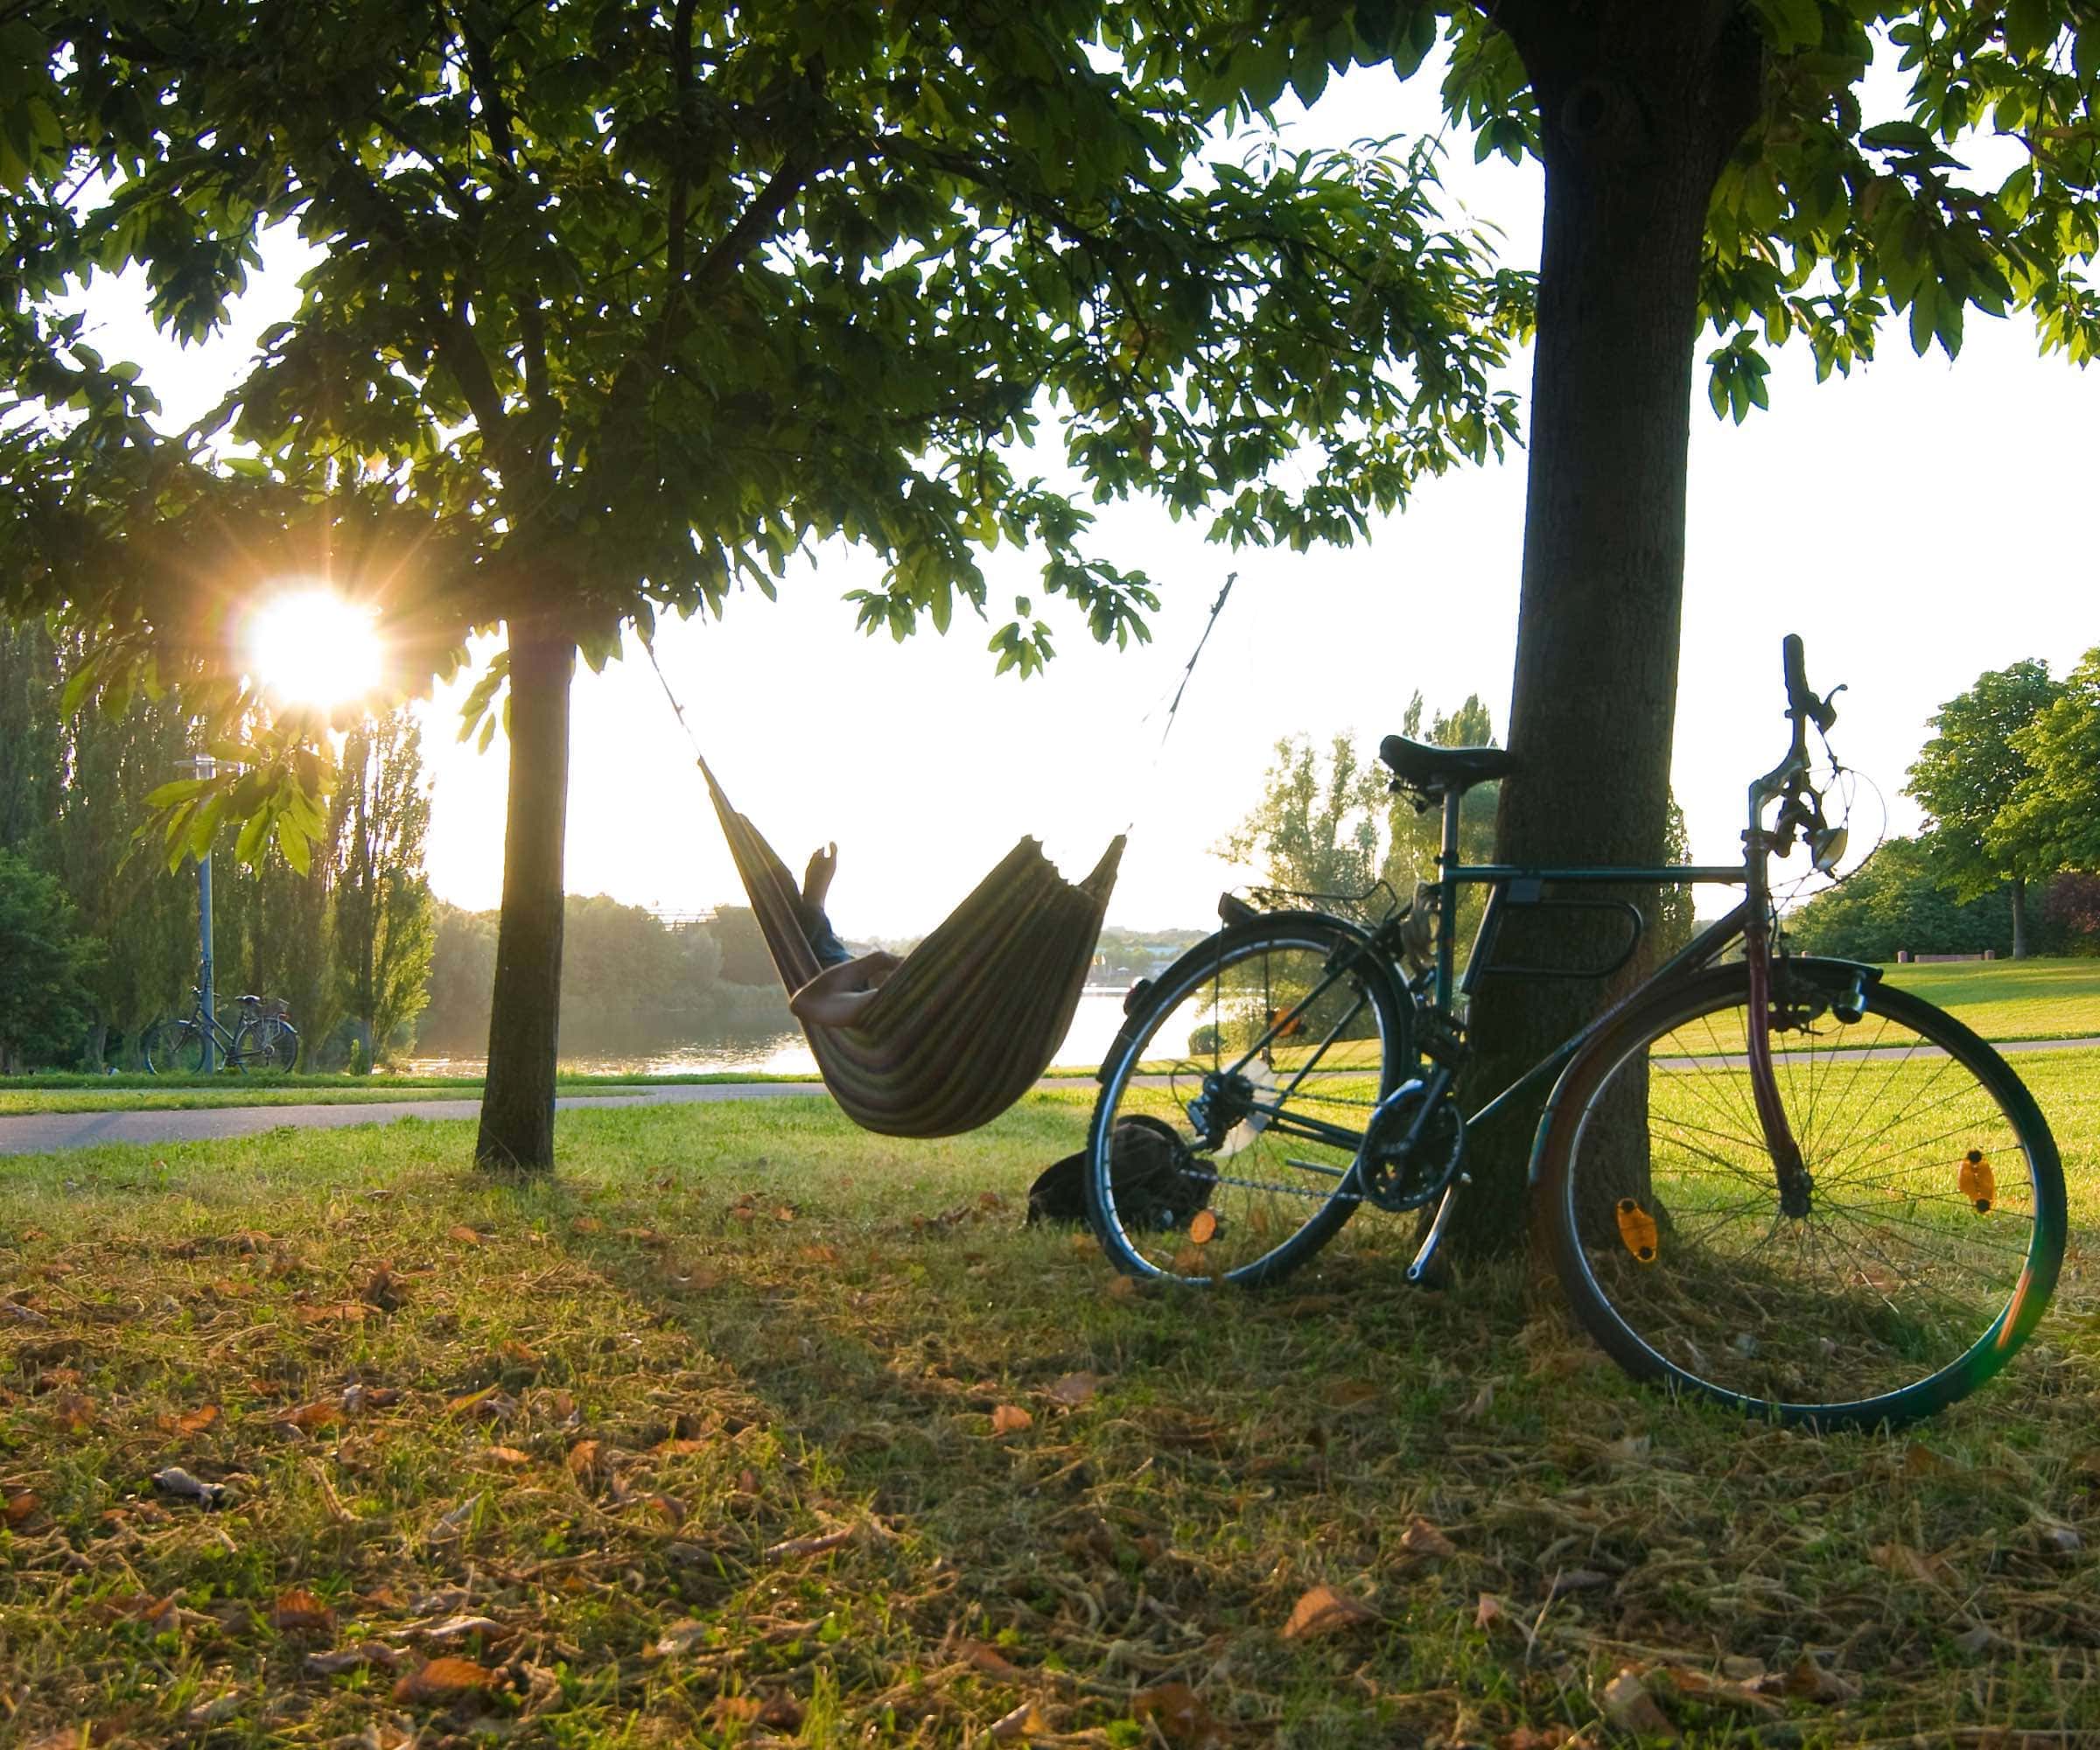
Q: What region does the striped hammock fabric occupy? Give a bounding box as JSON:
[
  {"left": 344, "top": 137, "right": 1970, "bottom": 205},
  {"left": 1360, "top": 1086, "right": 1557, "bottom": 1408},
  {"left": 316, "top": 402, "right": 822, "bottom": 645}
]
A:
[{"left": 699, "top": 759, "right": 1124, "bottom": 1138}]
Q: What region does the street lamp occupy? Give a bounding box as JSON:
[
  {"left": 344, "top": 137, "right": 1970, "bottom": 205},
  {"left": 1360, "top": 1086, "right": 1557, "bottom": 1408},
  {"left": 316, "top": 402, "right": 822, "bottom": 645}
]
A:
[{"left": 178, "top": 750, "right": 218, "bottom": 1070}]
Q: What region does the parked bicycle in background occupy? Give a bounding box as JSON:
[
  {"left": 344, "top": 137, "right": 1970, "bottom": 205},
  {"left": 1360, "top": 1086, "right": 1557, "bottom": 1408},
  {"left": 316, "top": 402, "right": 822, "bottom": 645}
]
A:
[{"left": 144, "top": 981, "right": 300, "bottom": 1075}]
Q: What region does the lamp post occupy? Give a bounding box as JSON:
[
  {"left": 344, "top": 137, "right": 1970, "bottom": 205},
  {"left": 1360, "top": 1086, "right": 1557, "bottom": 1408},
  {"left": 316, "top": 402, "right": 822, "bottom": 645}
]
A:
[{"left": 180, "top": 752, "right": 218, "bottom": 1070}]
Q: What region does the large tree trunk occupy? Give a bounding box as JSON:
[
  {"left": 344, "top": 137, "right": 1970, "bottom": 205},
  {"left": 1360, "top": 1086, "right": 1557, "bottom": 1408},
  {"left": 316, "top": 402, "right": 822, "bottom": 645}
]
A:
[
  {"left": 476, "top": 619, "right": 574, "bottom": 1172},
  {"left": 2009, "top": 874, "right": 2028, "bottom": 960},
  {"left": 1442, "top": 4, "right": 1761, "bottom": 1263}
]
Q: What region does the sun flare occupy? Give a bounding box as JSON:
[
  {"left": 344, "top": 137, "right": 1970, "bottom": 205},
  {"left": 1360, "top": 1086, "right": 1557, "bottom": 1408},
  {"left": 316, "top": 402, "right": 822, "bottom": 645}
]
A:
[{"left": 248, "top": 588, "right": 383, "bottom": 709}]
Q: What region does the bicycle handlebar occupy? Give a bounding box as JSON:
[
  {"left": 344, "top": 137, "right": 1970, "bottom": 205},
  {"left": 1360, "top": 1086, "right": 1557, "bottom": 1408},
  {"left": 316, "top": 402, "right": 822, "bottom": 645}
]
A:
[{"left": 1782, "top": 633, "right": 1840, "bottom": 733}]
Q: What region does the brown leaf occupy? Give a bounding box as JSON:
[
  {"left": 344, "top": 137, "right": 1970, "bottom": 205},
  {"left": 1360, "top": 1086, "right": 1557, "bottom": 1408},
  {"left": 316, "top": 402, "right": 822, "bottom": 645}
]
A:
[
  {"left": 1401, "top": 1516, "right": 1458, "bottom": 1558},
  {"left": 569, "top": 1216, "right": 602, "bottom": 1236},
  {"left": 990, "top": 1701, "right": 1049, "bottom": 1740},
  {"left": 210, "top": 1278, "right": 258, "bottom": 1298},
  {"left": 177, "top": 1404, "right": 222, "bottom": 1435},
  {"left": 773, "top": 1205, "right": 797, "bottom": 1223},
  {"left": 1132, "top": 1681, "right": 1227, "bottom": 1750},
  {"left": 483, "top": 1446, "right": 532, "bottom": 1467},
  {"left": 1281, "top": 1584, "right": 1377, "bottom": 1641},
  {"left": 51, "top": 1390, "right": 96, "bottom": 1433},
  {"left": 1474, "top": 1592, "right": 1506, "bottom": 1630},
  {"left": 1870, "top": 1542, "right": 1951, "bottom": 1587},
  {"left": 5, "top": 1490, "right": 41, "bottom": 1527},
  {"left": 446, "top": 1225, "right": 483, "bottom": 1246},
  {"left": 989, "top": 1404, "right": 1033, "bottom": 1436},
  {"left": 1779, "top": 1656, "right": 1860, "bottom": 1704},
  {"left": 1104, "top": 1275, "right": 1138, "bottom": 1301},
  {"left": 1655, "top": 1668, "right": 1782, "bottom": 1717},
  {"left": 294, "top": 1301, "right": 367, "bottom": 1326},
  {"left": 1047, "top": 1370, "right": 1100, "bottom": 1407},
  {"left": 1599, "top": 1668, "right": 1678, "bottom": 1741},
  {"left": 499, "top": 1339, "right": 541, "bottom": 1369},
  {"left": 392, "top": 1656, "right": 500, "bottom": 1705},
  {"left": 270, "top": 1589, "right": 337, "bottom": 1635},
  {"left": 1497, "top": 1729, "right": 1569, "bottom": 1750},
  {"left": 361, "top": 1265, "right": 410, "bottom": 1312},
  {"left": 959, "top": 1639, "right": 1025, "bottom": 1680},
  {"left": 766, "top": 1525, "right": 855, "bottom": 1560},
  {"left": 1901, "top": 1441, "right": 1959, "bottom": 1478},
  {"left": 423, "top": 1614, "right": 508, "bottom": 1645},
  {"left": 651, "top": 1620, "right": 711, "bottom": 1658},
  {"left": 278, "top": 1399, "right": 341, "bottom": 1433},
  {"left": 566, "top": 1439, "right": 605, "bottom": 1481}
]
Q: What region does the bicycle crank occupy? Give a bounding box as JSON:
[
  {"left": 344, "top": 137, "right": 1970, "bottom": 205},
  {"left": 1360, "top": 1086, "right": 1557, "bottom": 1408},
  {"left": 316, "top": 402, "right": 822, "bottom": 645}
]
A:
[{"left": 1355, "top": 1080, "right": 1466, "bottom": 1213}]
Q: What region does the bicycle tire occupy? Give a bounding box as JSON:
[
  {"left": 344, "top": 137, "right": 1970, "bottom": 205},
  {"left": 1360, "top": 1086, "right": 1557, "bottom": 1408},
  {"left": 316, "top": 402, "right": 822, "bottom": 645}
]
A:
[
  {"left": 234, "top": 1018, "right": 298, "bottom": 1074},
  {"left": 1540, "top": 962, "right": 2066, "bottom": 1427},
  {"left": 1087, "top": 912, "right": 1413, "bottom": 1285},
  {"left": 144, "top": 1020, "right": 209, "bottom": 1076}
]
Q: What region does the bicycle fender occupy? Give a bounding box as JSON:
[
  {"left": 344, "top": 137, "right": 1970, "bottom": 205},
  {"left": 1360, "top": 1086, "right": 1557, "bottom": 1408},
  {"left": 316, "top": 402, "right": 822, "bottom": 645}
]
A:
[{"left": 1522, "top": 956, "right": 1890, "bottom": 1184}]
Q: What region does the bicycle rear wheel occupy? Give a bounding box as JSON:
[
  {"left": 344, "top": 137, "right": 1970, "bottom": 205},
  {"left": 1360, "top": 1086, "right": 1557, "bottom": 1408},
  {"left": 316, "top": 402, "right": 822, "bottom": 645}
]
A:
[
  {"left": 234, "top": 1018, "right": 298, "bottom": 1074},
  {"left": 1088, "top": 913, "right": 1411, "bottom": 1285},
  {"left": 1541, "top": 962, "right": 2066, "bottom": 1426},
  {"left": 144, "top": 1020, "right": 209, "bottom": 1075}
]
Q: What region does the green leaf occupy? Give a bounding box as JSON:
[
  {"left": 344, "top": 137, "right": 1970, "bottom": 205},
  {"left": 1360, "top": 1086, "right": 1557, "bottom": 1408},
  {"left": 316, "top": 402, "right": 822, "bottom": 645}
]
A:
[{"left": 1858, "top": 121, "right": 1936, "bottom": 152}]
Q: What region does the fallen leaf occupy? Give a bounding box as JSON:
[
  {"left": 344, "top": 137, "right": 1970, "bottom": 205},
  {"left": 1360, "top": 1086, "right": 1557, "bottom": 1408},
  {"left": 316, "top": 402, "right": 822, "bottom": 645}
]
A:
[
  {"left": 766, "top": 1525, "right": 855, "bottom": 1560},
  {"left": 1325, "top": 1379, "right": 1382, "bottom": 1410},
  {"left": 1047, "top": 1370, "right": 1100, "bottom": 1407},
  {"left": 278, "top": 1399, "right": 341, "bottom": 1433},
  {"left": 182, "top": 1692, "right": 243, "bottom": 1728},
  {"left": 1132, "top": 1681, "right": 1226, "bottom": 1749},
  {"left": 1778, "top": 1656, "right": 1860, "bottom": 1704},
  {"left": 990, "top": 1700, "right": 1049, "bottom": 1740},
  {"left": 989, "top": 1404, "right": 1033, "bottom": 1436},
  {"left": 446, "top": 1225, "right": 483, "bottom": 1246},
  {"left": 1601, "top": 1432, "right": 1652, "bottom": 1466},
  {"left": 270, "top": 1589, "right": 337, "bottom": 1634},
  {"left": 773, "top": 1205, "right": 796, "bottom": 1223},
  {"left": 1460, "top": 1381, "right": 1497, "bottom": 1420},
  {"left": 652, "top": 1620, "right": 711, "bottom": 1658},
  {"left": 294, "top": 1301, "right": 368, "bottom": 1326},
  {"left": 1656, "top": 1668, "right": 1782, "bottom": 1717},
  {"left": 210, "top": 1278, "right": 258, "bottom": 1298},
  {"left": 1498, "top": 1729, "right": 1568, "bottom": 1750},
  {"left": 1870, "top": 1542, "right": 1951, "bottom": 1587},
  {"left": 5, "top": 1490, "right": 40, "bottom": 1526},
  {"left": 177, "top": 1404, "right": 223, "bottom": 1435},
  {"left": 361, "top": 1265, "right": 410, "bottom": 1312},
  {"left": 393, "top": 1656, "right": 500, "bottom": 1705},
  {"left": 1600, "top": 1668, "right": 1678, "bottom": 1741},
  {"left": 430, "top": 1494, "right": 483, "bottom": 1539},
  {"left": 977, "top": 1190, "right": 1008, "bottom": 1212},
  {"left": 1104, "top": 1275, "right": 1138, "bottom": 1301},
  {"left": 569, "top": 1216, "right": 602, "bottom": 1236},
  {"left": 959, "top": 1639, "right": 1025, "bottom": 1679},
  {"left": 151, "top": 1466, "right": 229, "bottom": 1509},
  {"left": 566, "top": 1439, "right": 604, "bottom": 1480},
  {"left": 798, "top": 1242, "right": 842, "bottom": 1264},
  {"left": 483, "top": 1446, "right": 532, "bottom": 1467},
  {"left": 499, "top": 1339, "right": 541, "bottom": 1369},
  {"left": 342, "top": 1382, "right": 402, "bottom": 1413},
  {"left": 1401, "top": 1516, "right": 1458, "bottom": 1558},
  {"left": 307, "top": 1643, "right": 402, "bottom": 1676},
  {"left": 51, "top": 1391, "right": 96, "bottom": 1433},
  {"left": 1474, "top": 1592, "right": 1506, "bottom": 1630},
  {"left": 1281, "top": 1583, "right": 1376, "bottom": 1640}
]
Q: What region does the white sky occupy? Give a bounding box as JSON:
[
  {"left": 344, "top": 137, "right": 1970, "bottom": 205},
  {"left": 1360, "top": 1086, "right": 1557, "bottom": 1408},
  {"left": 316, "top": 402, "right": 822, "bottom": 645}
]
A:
[{"left": 69, "top": 55, "right": 2096, "bottom": 937}]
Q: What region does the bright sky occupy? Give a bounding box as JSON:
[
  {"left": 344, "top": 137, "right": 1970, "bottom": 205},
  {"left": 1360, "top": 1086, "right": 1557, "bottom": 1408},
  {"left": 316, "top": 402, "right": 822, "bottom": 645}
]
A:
[{"left": 72, "top": 53, "right": 2096, "bottom": 937}]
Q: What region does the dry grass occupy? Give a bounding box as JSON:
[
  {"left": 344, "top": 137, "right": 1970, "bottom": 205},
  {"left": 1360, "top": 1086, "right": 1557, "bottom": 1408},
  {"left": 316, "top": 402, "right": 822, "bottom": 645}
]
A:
[{"left": 1, "top": 1081, "right": 2096, "bottom": 1748}]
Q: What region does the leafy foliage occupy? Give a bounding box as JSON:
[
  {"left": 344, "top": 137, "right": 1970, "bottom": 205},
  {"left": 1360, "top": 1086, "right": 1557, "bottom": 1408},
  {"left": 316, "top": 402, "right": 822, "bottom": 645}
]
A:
[
  {"left": 1, "top": 0, "right": 1531, "bottom": 863},
  {"left": 1785, "top": 836, "right": 2016, "bottom": 961},
  {"left": 332, "top": 713, "right": 438, "bottom": 1070},
  {"left": 0, "top": 845, "right": 99, "bottom": 1071},
  {"left": 1999, "top": 647, "right": 2100, "bottom": 875},
  {"left": 1906, "top": 658, "right": 2065, "bottom": 901}
]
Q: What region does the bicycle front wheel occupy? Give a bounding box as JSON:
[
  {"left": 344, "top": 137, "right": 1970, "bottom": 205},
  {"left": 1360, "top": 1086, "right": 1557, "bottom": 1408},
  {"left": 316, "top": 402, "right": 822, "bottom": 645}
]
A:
[
  {"left": 1088, "top": 913, "right": 1412, "bottom": 1285},
  {"left": 144, "top": 1020, "right": 209, "bottom": 1076},
  {"left": 235, "top": 1018, "right": 298, "bottom": 1074},
  {"left": 1542, "top": 963, "right": 2066, "bottom": 1426}
]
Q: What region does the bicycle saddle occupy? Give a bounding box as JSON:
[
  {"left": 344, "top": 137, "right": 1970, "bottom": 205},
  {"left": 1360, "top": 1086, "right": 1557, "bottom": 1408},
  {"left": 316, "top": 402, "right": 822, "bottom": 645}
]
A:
[
  {"left": 236, "top": 992, "right": 261, "bottom": 1004},
  {"left": 1377, "top": 734, "right": 1517, "bottom": 792}
]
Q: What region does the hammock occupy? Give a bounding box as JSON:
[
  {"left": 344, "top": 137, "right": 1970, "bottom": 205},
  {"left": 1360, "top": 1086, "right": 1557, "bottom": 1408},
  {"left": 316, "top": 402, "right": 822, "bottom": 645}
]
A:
[{"left": 700, "top": 759, "right": 1123, "bottom": 1138}]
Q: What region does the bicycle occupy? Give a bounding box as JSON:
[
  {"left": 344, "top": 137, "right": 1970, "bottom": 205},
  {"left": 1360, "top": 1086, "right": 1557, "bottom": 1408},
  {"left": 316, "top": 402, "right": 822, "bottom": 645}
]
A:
[
  {"left": 144, "top": 985, "right": 301, "bottom": 1075},
  {"left": 1085, "top": 636, "right": 2066, "bottom": 1428}
]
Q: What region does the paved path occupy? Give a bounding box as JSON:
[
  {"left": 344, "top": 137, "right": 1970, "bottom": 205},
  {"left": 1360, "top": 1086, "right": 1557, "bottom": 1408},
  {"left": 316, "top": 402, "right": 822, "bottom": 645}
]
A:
[
  {"left": 0, "top": 1082, "right": 831, "bottom": 1158},
  {"left": 4, "top": 1032, "right": 2096, "bottom": 1158}
]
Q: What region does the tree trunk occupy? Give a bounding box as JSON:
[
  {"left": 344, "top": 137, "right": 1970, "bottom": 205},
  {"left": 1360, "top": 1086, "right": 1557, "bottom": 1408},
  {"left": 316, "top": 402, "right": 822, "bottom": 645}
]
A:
[
  {"left": 476, "top": 620, "right": 575, "bottom": 1172},
  {"left": 2009, "top": 874, "right": 2028, "bottom": 960},
  {"left": 1441, "top": 4, "right": 1761, "bottom": 1263}
]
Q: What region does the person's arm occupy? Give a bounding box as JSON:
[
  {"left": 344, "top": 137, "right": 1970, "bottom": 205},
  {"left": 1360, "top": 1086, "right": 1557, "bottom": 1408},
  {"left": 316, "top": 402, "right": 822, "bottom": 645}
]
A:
[{"left": 788, "top": 950, "right": 900, "bottom": 1028}]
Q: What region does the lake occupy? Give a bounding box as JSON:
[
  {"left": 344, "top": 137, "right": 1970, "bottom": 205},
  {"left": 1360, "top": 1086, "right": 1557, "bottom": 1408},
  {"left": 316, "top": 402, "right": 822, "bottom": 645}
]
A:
[{"left": 409, "top": 984, "right": 1138, "bottom": 1079}]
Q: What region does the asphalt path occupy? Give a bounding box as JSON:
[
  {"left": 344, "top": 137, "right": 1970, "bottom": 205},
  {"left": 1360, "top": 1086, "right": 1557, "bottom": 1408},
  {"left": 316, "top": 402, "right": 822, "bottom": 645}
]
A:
[{"left": 3, "top": 1033, "right": 2095, "bottom": 1157}]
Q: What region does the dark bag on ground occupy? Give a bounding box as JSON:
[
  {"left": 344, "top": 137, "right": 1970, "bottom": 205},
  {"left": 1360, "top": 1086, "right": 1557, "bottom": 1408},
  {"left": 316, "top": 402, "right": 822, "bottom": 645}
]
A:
[{"left": 1026, "top": 1115, "right": 1214, "bottom": 1231}]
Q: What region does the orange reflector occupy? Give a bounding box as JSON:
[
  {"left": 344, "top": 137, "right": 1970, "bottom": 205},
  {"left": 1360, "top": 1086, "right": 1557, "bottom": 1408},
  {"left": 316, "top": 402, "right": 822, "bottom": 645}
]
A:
[
  {"left": 1188, "top": 1210, "right": 1218, "bottom": 1246},
  {"left": 1615, "top": 1198, "right": 1658, "bottom": 1264},
  {"left": 1957, "top": 1149, "right": 1995, "bottom": 1214}
]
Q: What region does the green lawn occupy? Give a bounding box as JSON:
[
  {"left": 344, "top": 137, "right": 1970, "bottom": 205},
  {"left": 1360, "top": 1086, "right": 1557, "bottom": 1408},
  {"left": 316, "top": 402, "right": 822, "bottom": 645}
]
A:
[
  {"left": 0, "top": 1071, "right": 818, "bottom": 1116},
  {"left": 1, "top": 1070, "right": 2094, "bottom": 1746},
  {"left": 1880, "top": 955, "right": 2100, "bottom": 1040}
]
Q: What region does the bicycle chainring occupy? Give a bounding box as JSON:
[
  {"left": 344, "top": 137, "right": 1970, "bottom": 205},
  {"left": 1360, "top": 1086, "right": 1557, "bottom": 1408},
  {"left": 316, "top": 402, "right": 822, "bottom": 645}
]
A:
[{"left": 1356, "top": 1082, "right": 1466, "bottom": 1214}]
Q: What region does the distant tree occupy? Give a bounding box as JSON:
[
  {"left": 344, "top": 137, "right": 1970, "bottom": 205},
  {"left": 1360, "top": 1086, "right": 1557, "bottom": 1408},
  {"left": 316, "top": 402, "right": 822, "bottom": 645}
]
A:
[
  {"left": 1906, "top": 660, "right": 2066, "bottom": 959},
  {"left": 1784, "top": 837, "right": 2012, "bottom": 963},
  {"left": 421, "top": 906, "right": 501, "bottom": 1055},
  {"left": 708, "top": 906, "right": 781, "bottom": 990},
  {"left": 0, "top": 848, "right": 98, "bottom": 1072},
  {"left": 332, "top": 713, "right": 436, "bottom": 1070},
  {"left": 1997, "top": 648, "right": 2100, "bottom": 881},
  {"left": 0, "top": 622, "right": 60, "bottom": 855},
  {"left": 1219, "top": 733, "right": 1389, "bottom": 906},
  {"left": 2042, "top": 872, "right": 2100, "bottom": 955}
]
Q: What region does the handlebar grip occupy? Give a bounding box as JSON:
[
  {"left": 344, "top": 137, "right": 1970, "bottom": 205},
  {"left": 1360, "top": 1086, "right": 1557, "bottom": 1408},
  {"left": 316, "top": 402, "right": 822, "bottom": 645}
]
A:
[{"left": 1782, "top": 634, "right": 1810, "bottom": 713}]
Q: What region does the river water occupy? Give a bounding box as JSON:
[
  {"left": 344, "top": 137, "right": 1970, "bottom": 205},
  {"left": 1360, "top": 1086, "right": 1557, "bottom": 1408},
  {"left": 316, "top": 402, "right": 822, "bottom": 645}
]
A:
[{"left": 410, "top": 984, "right": 1138, "bottom": 1080}]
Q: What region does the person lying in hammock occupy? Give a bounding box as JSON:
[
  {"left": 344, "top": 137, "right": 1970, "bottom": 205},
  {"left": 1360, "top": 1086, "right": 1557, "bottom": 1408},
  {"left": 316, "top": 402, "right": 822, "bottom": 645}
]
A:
[{"left": 788, "top": 843, "right": 901, "bottom": 1027}]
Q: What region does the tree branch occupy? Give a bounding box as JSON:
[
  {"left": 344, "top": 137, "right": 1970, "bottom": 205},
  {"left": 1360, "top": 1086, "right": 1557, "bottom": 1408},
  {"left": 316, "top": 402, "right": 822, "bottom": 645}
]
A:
[{"left": 454, "top": 4, "right": 549, "bottom": 410}]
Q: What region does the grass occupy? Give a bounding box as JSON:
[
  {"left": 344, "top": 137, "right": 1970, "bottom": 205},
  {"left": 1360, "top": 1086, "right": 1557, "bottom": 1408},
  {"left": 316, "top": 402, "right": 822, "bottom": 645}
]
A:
[
  {"left": 1880, "top": 956, "right": 2100, "bottom": 1042},
  {"left": 0, "top": 1072, "right": 821, "bottom": 1117},
  {"left": 2, "top": 1061, "right": 2096, "bottom": 1747}
]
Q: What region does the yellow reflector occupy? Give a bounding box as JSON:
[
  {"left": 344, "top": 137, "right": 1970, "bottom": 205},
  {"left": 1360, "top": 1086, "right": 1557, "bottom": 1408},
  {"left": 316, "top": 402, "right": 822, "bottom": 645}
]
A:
[
  {"left": 1616, "top": 1197, "right": 1658, "bottom": 1264},
  {"left": 1958, "top": 1149, "right": 1995, "bottom": 1214},
  {"left": 1188, "top": 1209, "right": 1219, "bottom": 1246}
]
